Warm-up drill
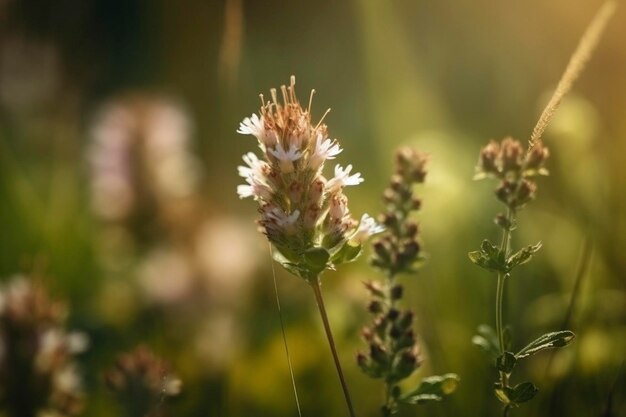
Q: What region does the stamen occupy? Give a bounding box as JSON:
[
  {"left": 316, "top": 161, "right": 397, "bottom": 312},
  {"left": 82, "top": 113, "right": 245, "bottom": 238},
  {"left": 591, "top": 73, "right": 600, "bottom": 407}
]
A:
[
  {"left": 271, "top": 88, "right": 283, "bottom": 125},
  {"left": 281, "top": 84, "right": 289, "bottom": 105},
  {"left": 308, "top": 89, "right": 316, "bottom": 115},
  {"left": 315, "top": 108, "right": 331, "bottom": 130},
  {"left": 289, "top": 75, "right": 297, "bottom": 103}
]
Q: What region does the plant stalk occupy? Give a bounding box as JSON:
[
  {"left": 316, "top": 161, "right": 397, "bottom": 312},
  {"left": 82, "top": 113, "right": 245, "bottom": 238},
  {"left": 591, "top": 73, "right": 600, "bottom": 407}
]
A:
[
  {"left": 311, "top": 277, "right": 357, "bottom": 417},
  {"left": 495, "top": 272, "right": 506, "bottom": 353},
  {"left": 496, "top": 208, "right": 514, "bottom": 389}
]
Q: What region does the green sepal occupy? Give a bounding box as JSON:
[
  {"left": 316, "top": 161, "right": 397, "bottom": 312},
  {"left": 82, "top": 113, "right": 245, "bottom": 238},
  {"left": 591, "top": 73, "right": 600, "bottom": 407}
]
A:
[
  {"left": 303, "top": 247, "right": 330, "bottom": 275},
  {"left": 331, "top": 241, "right": 362, "bottom": 265},
  {"left": 496, "top": 351, "right": 517, "bottom": 374},
  {"left": 506, "top": 242, "right": 542, "bottom": 271},
  {"left": 400, "top": 373, "right": 460, "bottom": 405},
  {"left": 516, "top": 330, "right": 575, "bottom": 359},
  {"left": 472, "top": 324, "right": 500, "bottom": 359},
  {"left": 271, "top": 246, "right": 326, "bottom": 281}
]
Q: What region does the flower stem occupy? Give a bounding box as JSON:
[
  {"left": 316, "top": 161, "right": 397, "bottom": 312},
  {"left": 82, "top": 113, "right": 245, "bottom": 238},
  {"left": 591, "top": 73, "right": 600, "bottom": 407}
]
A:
[
  {"left": 496, "top": 208, "right": 514, "bottom": 388},
  {"left": 311, "top": 277, "right": 357, "bottom": 417},
  {"left": 495, "top": 272, "right": 506, "bottom": 353},
  {"left": 495, "top": 208, "right": 514, "bottom": 353}
]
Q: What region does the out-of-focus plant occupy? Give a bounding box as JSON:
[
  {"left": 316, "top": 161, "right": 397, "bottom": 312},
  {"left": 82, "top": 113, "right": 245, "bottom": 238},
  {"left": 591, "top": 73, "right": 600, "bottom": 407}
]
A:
[
  {"left": 0, "top": 276, "right": 88, "bottom": 417},
  {"left": 105, "top": 345, "right": 182, "bottom": 417},
  {"left": 469, "top": 2, "right": 616, "bottom": 415},
  {"left": 357, "top": 148, "right": 459, "bottom": 416},
  {"left": 470, "top": 138, "right": 574, "bottom": 414},
  {"left": 236, "top": 76, "right": 384, "bottom": 417}
]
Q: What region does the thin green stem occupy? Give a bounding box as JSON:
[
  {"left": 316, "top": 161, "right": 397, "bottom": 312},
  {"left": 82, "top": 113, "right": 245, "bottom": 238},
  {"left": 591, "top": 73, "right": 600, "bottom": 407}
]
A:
[
  {"left": 496, "top": 208, "right": 515, "bottom": 387},
  {"left": 495, "top": 272, "right": 506, "bottom": 353},
  {"left": 383, "top": 274, "right": 397, "bottom": 412},
  {"left": 311, "top": 278, "right": 357, "bottom": 417}
]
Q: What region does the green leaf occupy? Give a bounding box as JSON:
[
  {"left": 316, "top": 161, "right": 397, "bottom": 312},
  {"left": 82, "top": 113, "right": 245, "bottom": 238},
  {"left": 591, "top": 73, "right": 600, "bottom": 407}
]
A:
[
  {"left": 330, "top": 241, "right": 362, "bottom": 265},
  {"left": 400, "top": 374, "right": 460, "bottom": 405},
  {"left": 516, "top": 330, "right": 575, "bottom": 359},
  {"left": 468, "top": 240, "right": 507, "bottom": 273},
  {"left": 496, "top": 352, "right": 517, "bottom": 374},
  {"left": 472, "top": 324, "right": 499, "bottom": 358},
  {"left": 508, "top": 382, "right": 538, "bottom": 404},
  {"left": 506, "top": 242, "right": 542, "bottom": 270}
]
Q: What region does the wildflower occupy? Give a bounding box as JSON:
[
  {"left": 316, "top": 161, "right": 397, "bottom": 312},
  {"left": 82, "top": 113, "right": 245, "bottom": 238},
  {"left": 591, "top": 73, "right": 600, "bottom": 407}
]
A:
[
  {"left": 358, "top": 148, "right": 458, "bottom": 416},
  {"left": 237, "top": 77, "right": 384, "bottom": 417},
  {"left": 0, "top": 276, "right": 86, "bottom": 416},
  {"left": 105, "top": 345, "right": 182, "bottom": 417},
  {"left": 475, "top": 137, "right": 549, "bottom": 210},
  {"left": 236, "top": 76, "right": 381, "bottom": 280},
  {"left": 351, "top": 214, "right": 386, "bottom": 245}
]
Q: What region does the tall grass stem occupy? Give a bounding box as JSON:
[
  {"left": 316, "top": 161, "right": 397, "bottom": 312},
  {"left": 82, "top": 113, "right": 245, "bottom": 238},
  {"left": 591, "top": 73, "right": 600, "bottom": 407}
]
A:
[{"left": 311, "top": 278, "right": 357, "bottom": 417}]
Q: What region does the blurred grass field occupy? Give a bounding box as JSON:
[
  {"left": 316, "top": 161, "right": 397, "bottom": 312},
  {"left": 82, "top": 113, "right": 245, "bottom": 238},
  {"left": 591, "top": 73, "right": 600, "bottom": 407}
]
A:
[{"left": 0, "top": 1, "right": 625, "bottom": 416}]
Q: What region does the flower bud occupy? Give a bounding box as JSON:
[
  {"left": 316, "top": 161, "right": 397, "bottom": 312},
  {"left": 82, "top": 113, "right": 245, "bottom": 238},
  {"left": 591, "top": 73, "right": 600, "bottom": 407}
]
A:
[
  {"left": 525, "top": 142, "right": 549, "bottom": 171},
  {"left": 516, "top": 179, "right": 537, "bottom": 206},
  {"left": 369, "top": 343, "right": 388, "bottom": 365},
  {"left": 390, "top": 284, "right": 403, "bottom": 300},
  {"left": 398, "top": 310, "right": 414, "bottom": 330},
  {"left": 387, "top": 308, "right": 400, "bottom": 321},
  {"left": 368, "top": 300, "right": 383, "bottom": 314},
  {"left": 477, "top": 140, "right": 500, "bottom": 175},
  {"left": 405, "top": 222, "right": 418, "bottom": 238},
  {"left": 500, "top": 137, "right": 524, "bottom": 173}
]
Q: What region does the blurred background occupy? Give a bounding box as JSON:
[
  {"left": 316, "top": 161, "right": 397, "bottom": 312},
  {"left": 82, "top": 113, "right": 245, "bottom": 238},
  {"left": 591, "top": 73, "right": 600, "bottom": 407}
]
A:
[{"left": 0, "top": 0, "right": 624, "bottom": 416}]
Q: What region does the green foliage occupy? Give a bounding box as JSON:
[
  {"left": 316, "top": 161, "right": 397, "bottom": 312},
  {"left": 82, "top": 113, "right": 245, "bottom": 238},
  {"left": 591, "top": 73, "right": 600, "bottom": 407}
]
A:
[
  {"left": 468, "top": 240, "right": 542, "bottom": 274},
  {"left": 516, "top": 331, "right": 575, "bottom": 359},
  {"left": 400, "top": 374, "right": 460, "bottom": 405},
  {"left": 495, "top": 382, "right": 538, "bottom": 406}
]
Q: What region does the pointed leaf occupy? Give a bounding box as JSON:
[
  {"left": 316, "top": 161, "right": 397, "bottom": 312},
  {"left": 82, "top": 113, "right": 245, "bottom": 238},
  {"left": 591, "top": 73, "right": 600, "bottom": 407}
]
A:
[
  {"left": 516, "top": 330, "right": 575, "bottom": 359},
  {"left": 400, "top": 373, "right": 460, "bottom": 405},
  {"left": 508, "top": 382, "right": 538, "bottom": 404},
  {"left": 506, "top": 242, "right": 542, "bottom": 270},
  {"left": 496, "top": 352, "right": 517, "bottom": 374}
]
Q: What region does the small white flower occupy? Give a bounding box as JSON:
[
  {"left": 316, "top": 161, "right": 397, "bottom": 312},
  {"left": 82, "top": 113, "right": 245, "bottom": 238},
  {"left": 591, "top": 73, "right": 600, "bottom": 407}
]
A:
[
  {"left": 309, "top": 133, "right": 342, "bottom": 170},
  {"left": 237, "top": 113, "right": 264, "bottom": 137},
  {"left": 269, "top": 143, "right": 302, "bottom": 174},
  {"left": 237, "top": 152, "right": 269, "bottom": 180},
  {"left": 326, "top": 164, "right": 364, "bottom": 193},
  {"left": 237, "top": 114, "right": 277, "bottom": 148},
  {"left": 236, "top": 179, "right": 273, "bottom": 201},
  {"left": 267, "top": 208, "right": 300, "bottom": 227},
  {"left": 350, "top": 213, "right": 385, "bottom": 244}
]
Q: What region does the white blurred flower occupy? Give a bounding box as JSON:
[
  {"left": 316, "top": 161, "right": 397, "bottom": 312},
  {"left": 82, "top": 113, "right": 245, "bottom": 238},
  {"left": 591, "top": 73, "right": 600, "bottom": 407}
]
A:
[
  {"left": 137, "top": 248, "right": 195, "bottom": 305},
  {"left": 350, "top": 214, "right": 385, "bottom": 244}
]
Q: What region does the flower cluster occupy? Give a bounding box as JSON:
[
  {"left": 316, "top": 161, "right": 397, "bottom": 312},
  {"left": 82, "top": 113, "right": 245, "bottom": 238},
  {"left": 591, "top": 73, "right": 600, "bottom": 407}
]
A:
[
  {"left": 105, "top": 345, "right": 182, "bottom": 417},
  {"left": 475, "top": 138, "right": 549, "bottom": 213},
  {"left": 237, "top": 76, "right": 382, "bottom": 280},
  {"left": 371, "top": 148, "right": 427, "bottom": 276},
  {"left": 358, "top": 148, "right": 458, "bottom": 416},
  {"left": 88, "top": 95, "right": 201, "bottom": 230},
  {"left": 0, "top": 276, "right": 87, "bottom": 416}
]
